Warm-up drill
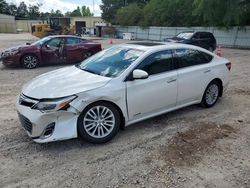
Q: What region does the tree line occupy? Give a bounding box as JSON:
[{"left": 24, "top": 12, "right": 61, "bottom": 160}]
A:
[
  {"left": 0, "top": 0, "right": 93, "bottom": 20},
  {"left": 100, "top": 0, "right": 250, "bottom": 27}
]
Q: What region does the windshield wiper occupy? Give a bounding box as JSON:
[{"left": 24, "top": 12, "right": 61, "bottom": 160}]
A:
[{"left": 79, "top": 67, "right": 100, "bottom": 75}]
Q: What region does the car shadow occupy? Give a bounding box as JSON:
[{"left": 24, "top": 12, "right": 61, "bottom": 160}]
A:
[{"left": 33, "top": 104, "right": 209, "bottom": 153}]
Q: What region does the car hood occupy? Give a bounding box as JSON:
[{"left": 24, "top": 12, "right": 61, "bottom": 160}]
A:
[
  {"left": 3, "top": 44, "right": 33, "bottom": 52},
  {"left": 22, "top": 66, "right": 112, "bottom": 99}
]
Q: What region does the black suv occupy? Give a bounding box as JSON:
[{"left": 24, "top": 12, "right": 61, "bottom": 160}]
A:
[{"left": 163, "top": 31, "right": 217, "bottom": 51}]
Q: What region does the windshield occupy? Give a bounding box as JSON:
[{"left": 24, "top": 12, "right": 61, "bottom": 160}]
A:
[
  {"left": 176, "top": 32, "right": 193, "bottom": 39},
  {"left": 33, "top": 37, "right": 51, "bottom": 45},
  {"left": 77, "top": 46, "right": 144, "bottom": 78}
]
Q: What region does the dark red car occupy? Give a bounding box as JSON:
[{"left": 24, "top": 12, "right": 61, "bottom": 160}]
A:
[{"left": 0, "top": 35, "right": 102, "bottom": 69}]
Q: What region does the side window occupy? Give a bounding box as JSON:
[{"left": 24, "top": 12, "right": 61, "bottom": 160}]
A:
[
  {"left": 192, "top": 33, "right": 199, "bottom": 40},
  {"left": 66, "top": 38, "right": 80, "bottom": 45},
  {"left": 137, "top": 50, "right": 173, "bottom": 75},
  {"left": 174, "top": 49, "right": 211, "bottom": 68},
  {"left": 199, "top": 33, "right": 209, "bottom": 39},
  {"left": 47, "top": 38, "right": 62, "bottom": 48}
]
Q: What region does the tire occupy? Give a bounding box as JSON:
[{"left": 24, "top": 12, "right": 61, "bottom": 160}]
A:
[
  {"left": 21, "top": 54, "right": 39, "bottom": 69},
  {"left": 208, "top": 46, "right": 214, "bottom": 52},
  {"left": 77, "top": 102, "right": 121, "bottom": 144},
  {"left": 200, "top": 81, "right": 220, "bottom": 108},
  {"left": 83, "top": 51, "right": 92, "bottom": 59}
]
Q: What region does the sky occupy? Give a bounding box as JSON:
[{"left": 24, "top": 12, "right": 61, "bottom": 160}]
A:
[{"left": 6, "top": 0, "right": 102, "bottom": 16}]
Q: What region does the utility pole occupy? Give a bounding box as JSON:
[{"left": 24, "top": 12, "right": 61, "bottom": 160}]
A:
[{"left": 93, "top": 0, "right": 95, "bottom": 16}]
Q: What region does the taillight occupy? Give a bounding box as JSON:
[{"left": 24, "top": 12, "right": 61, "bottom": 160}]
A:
[{"left": 226, "top": 62, "right": 231, "bottom": 71}]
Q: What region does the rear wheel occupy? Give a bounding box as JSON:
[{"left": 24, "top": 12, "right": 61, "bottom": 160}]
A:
[
  {"left": 83, "top": 51, "right": 92, "bottom": 59},
  {"left": 77, "top": 102, "right": 121, "bottom": 144},
  {"left": 201, "top": 81, "right": 220, "bottom": 108},
  {"left": 208, "top": 46, "right": 214, "bottom": 52},
  {"left": 21, "top": 54, "right": 39, "bottom": 69}
]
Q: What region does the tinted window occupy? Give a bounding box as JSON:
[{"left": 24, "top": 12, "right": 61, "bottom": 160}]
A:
[
  {"left": 47, "top": 38, "right": 62, "bottom": 48},
  {"left": 66, "top": 37, "right": 81, "bottom": 45},
  {"left": 174, "top": 49, "right": 212, "bottom": 68},
  {"left": 199, "top": 32, "right": 209, "bottom": 39},
  {"left": 137, "top": 50, "right": 173, "bottom": 75}
]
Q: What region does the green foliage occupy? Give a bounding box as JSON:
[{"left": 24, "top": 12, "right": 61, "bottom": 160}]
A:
[
  {"left": 0, "top": 1, "right": 93, "bottom": 20},
  {"left": 100, "top": 0, "right": 149, "bottom": 24},
  {"left": 28, "top": 4, "right": 41, "bottom": 20},
  {"left": 64, "top": 6, "right": 93, "bottom": 17},
  {"left": 116, "top": 3, "right": 143, "bottom": 26},
  {"left": 101, "top": 0, "right": 250, "bottom": 27},
  {"left": 82, "top": 6, "right": 93, "bottom": 16}
]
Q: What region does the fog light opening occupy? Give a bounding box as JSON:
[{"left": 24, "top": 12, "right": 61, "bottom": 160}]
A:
[{"left": 42, "top": 123, "right": 55, "bottom": 139}]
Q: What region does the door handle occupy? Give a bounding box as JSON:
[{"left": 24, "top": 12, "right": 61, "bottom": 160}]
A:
[
  {"left": 204, "top": 69, "right": 211, "bottom": 73},
  {"left": 167, "top": 78, "right": 177, "bottom": 83}
]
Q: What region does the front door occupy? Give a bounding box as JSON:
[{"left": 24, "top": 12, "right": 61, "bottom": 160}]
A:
[
  {"left": 126, "top": 50, "right": 178, "bottom": 121},
  {"left": 41, "top": 37, "right": 65, "bottom": 64}
]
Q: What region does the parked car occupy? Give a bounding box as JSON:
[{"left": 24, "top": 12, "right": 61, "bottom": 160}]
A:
[
  {"left": 16, "top": 42, "right": 231, "bottom": 144},
  {"left": 0, "top": 35, "right": 102, "bottom": 69},
  {"left": 163, "top": 31, "right": 217, "bottom": 52}
]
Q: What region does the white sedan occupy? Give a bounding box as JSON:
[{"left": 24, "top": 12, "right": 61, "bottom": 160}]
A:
[{"left": 16, "top": 42, "right": 231, "bottom": 144}]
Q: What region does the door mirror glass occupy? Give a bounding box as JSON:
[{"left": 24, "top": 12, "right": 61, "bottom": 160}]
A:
[{"left": 132, "top": 69, "right": 148, "bottom": 79}]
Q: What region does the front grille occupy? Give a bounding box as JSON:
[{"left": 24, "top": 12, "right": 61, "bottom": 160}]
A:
[{"left": 17, "top": 112, "right": 32, "bottom": 134}]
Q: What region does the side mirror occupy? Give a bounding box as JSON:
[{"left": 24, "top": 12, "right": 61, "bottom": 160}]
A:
[
  {"left": 132, "top": 69, "right": 148, "bottom": 80},
  {"left": 26, "top": 42, "right": 31, "bottom": 45}
]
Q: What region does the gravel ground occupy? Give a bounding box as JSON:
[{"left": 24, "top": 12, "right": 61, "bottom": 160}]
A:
[{"left": 0, "top": 33, "right": 250, "bottom": 188}]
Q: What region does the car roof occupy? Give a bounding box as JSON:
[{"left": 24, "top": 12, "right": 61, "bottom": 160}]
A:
[
  {"left": 118, "top": 41, "right": 213, "bottom": 54},
  {"left": 179, "top": 31, "right": 213, "bottom": 34},
  {"left": 48, "top": 35, "right": 82, "bottom": 39}
]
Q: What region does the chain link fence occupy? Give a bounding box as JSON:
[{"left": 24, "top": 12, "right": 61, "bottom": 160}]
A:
[{"left": 115, "top": 26, "right": 250, "bottom": 48}]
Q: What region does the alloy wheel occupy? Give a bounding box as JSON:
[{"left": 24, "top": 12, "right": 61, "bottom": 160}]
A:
[
  {"left": 23, "top": 55, "right": 38, "bottom": 69},
  {"left": 83, "top": 106, "right": 115, "bottom": 138},
  {"left": 205, "top": 84, "right": 219, "bottom": 105}
]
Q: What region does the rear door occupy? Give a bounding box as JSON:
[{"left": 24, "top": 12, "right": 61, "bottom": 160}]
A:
[
  {"left": 174, "top": 48, "right": 214, "bottom": 106},
  {"left": 199, "top": 32, "right": 210, "bottom": 49},
  {"left": 126, "top": 50, "right": 178, "bottom": 121},
  {"left": 64, "top": 37, "right": 85, "bottom": 63}
]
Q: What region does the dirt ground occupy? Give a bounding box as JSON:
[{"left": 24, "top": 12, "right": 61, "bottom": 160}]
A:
[{"left": 0, "top": 33, "right": 250, "bottom": 188}]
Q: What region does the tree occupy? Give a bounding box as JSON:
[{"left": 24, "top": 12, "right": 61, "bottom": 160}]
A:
[
  {"left": 28, "top": 4, "right": 41, "bottom": 19},
  {"left": 81, "top": 6, "right": 93, "bottom": 16},
  {"left": 101, "top": 0, "right": 149, "bottom": 23},
  {"left": 0, "top": 0, "right": 9, "bottom": 15},
  {"left": 116, "top": 3, "right": 143, "bottom": 26},
  {"left": 192, "top": 0, "right": 249, "bottom": 27},
  {"left": 16, "top": 1, "right": 29, "bottom": 18},
  {"left": 70, "top": 6, "right": 82, "bottom": 17},
  {"left": 8, "top": 3, "right": 17, "bottom": 16},
  {"left": 49, "top": 9, "right": 64, "bottom": 17}
]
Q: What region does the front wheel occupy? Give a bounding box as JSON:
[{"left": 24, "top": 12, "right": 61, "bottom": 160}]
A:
[
  {"left": 200, "top": 81, "right": 220, "bottom": 108},
  {"left": 21, "top": 54, "right": 39, "bottom": 69},
  {"left": 77, "top": 102, "right": 121, "bottom": 144}
]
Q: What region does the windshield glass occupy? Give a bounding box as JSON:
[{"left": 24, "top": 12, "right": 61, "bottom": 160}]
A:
[
  {"left": 77, "top": 46, "right": 144, "bottom": 78},
  {"left": 33, "top": 37, "right": 51, "bottom": 45},
  {"left": 176, "top": 32, "right": 193, "bottom": 39}
]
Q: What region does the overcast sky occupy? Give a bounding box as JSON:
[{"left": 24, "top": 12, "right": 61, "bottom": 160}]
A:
[{"left": 6, "top": 0, "right": 102, "bottom": 16}]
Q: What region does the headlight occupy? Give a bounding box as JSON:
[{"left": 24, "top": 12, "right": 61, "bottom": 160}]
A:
[
  {"left": 32, "top": 95, "right": 77, "bottom": 113},
  {"left": 3, "top": 49, "right": 19, "bottom": 57}
]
